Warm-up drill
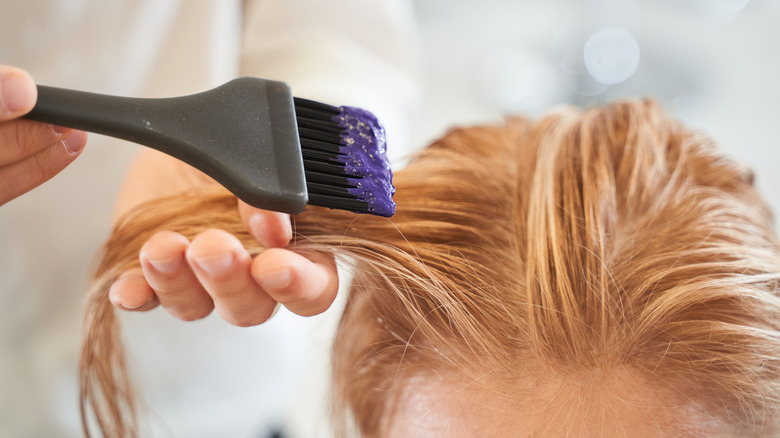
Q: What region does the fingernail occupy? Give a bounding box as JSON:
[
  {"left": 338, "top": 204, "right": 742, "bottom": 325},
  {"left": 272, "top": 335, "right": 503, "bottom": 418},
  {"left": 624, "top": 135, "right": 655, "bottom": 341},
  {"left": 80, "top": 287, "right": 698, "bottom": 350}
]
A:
[
  {"left": 258, "top": 267, "right": 292, "bottom": 290},
  {"left": 192, "top": 252, "right": 234, "bottom": 276},
  {"left": 146, "top": 255, "right": 183, "bottom": 274},
  {"left": 62, "top": 132, "right": 86, "bottom": 154},
  {"left": 248, "top": 212, "right": 291, "bottom": 247},
  {"left": 108, "top": 275, "right": 152, "bottom": 309},
  {"left": 1, "top": 73, "right": 35, "bottom": 114},
  {"left": 108, "top": 282, "right": 123, "bottom": 307},
  {"left": 248, "top": 213, "right": 271, "bottom": 246},
  {"left": 122, "top": 296, "right": 152, "bottom": 310},
  {"left": 52, "top": 125, "right": 71, "bottom": 134}
]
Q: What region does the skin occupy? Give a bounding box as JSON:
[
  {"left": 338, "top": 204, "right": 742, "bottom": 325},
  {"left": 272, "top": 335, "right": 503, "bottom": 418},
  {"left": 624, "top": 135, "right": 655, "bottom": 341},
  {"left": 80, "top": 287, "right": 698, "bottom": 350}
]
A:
[
  {"left": 0, "top": 65, "right": 87, "bottom": 206},
  {"left": 2, "top": 64, "right": 339, "bottom": 326},
  {"left": 108, "top": 143, "right": 341, "bottom": 326},
  {"left": 384, "top": 369, "right": 735, "bottom": 438}
]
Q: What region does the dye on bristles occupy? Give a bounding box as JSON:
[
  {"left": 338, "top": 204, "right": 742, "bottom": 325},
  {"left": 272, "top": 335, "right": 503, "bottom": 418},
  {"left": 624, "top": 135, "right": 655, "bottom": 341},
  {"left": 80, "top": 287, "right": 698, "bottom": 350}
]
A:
[
  {"left": 334, "top": 106, "right": 396, "bottom": 217},
  {"left": 295, "top": 97, "right": 396, "bottom": 217}
]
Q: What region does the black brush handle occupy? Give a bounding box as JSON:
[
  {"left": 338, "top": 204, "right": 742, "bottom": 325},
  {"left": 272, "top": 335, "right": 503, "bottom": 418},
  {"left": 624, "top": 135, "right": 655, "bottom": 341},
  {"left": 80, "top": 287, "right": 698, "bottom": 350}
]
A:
[{"left": 24, "top": 78, "right": 308, "bottom": 214}]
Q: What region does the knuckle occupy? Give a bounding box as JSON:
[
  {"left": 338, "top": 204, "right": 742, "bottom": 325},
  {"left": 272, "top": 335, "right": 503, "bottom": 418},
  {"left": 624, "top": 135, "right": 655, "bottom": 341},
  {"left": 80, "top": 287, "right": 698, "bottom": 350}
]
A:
[
  {"left": 302, "top": 299, "right": 331, "bottom": 317},
  {"left": 10, "top": 122, "right": 29, "bottom": 154},
  {"left": 30, "top": 149, "right": 50, "bottom": 180},
  {"left": 294, "top": 294, "right": 333, "bottom": 317},
  {"left": 3, "top": 121, "right": 43, "bottom": 163},
  {"left": 208, "top": 287, "right": 241, "bottom": 301},
  {"left": 24, "top": 140, "right": 68, "bottom": 184},
  {"left": 227, "top": 308, "right": 274, "bottom": 327},
  {"left": 276, "top": 285, "right": 308, "bottom": 304},
  {"left": 231, "top": 318, "right": 259, "bottom": 328},
  {"left": 147, "top": 281, "right": 186, "bottom": 296},
  {"left": 171, "top": 307, "right": 212, "bottom": 322}
]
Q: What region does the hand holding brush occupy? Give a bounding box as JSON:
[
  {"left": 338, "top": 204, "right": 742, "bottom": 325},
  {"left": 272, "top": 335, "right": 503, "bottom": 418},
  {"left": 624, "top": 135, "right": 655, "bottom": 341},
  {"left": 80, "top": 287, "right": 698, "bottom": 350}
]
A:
[
  {"left": 0, "top": 65, "right": 87, "bottom": 206},
  {"left": 16, "top": 76, "right": 397, "bottom": 325}
]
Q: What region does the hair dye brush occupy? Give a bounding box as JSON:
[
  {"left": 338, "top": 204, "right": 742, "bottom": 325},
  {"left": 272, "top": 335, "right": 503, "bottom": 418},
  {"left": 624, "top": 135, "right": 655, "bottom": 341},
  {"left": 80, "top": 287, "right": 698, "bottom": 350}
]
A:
[{"left": 24, "top": 77, "right": 396, "bottom": 217}]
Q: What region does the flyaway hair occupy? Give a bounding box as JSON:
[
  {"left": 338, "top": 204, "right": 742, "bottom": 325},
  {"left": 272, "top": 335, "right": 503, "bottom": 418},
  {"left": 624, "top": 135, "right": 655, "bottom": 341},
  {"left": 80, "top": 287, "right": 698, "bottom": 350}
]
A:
[{"left": 81, "top": 100, "right": 780, "bottom": 436}]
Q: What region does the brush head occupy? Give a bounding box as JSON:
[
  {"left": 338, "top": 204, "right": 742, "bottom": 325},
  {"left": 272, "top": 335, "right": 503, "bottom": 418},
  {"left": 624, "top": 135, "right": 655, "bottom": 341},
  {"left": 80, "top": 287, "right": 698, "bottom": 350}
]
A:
[
  {"left": 334, "top": 106, "right": 396, "bottom": 217},
  {"left": 295, "top": 98, "right": 396, "bottom": 217}
]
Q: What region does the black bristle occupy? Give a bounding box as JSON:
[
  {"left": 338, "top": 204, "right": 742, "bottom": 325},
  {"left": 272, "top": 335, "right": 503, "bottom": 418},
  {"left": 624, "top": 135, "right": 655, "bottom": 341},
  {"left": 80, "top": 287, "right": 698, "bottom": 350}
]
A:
[
  {"left": 298, "top": 127, "right": 343, "bottom": 144},
  {"left": 304, "top": 170, "right": 353, "bottom": 188},
  {"left": 294, "top": 106, "right": 335, "bottom": 122},
  {"left": 293, "top": 98, "right": 339, "bottom": 121},
  {"left": 306, "top": 182, "right": 355, "bottom": 198},
  {"left": 294, "top": 97, "right": 339, "bottom": 113},
  {"left": 307, "top": 193, "right": 369, "bottom": 213},
  {"left": 294, "top": 98, "right": 381, "bottom": 215},
  {"left": 301, "top": 148, "right": 339, "bottom": 163},
  {"left": 296, "top": 117, "right": 342, "bottom": 133},
  {"left": 302, "top": 159, "right": 351, "bottom": 178},
  {"left": 298, "top": 138, "right": 342, "bottom": 154}
]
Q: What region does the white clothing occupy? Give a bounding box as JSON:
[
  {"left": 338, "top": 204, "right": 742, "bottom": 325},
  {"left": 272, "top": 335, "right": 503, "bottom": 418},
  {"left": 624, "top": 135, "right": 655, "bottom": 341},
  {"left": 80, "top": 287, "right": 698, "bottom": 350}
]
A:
[{"left": 0, "top": 1, "right": 421, "bottom": 436}]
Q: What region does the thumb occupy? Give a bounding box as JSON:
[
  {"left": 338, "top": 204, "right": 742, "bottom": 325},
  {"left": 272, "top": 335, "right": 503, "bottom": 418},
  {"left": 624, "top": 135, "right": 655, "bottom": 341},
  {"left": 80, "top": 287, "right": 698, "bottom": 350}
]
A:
[
  {"left": 238, "top": 200, "right": 293, "bottom": 248},
  {"left": 0, "top": 65, "right": 37, "bottom": 120}
]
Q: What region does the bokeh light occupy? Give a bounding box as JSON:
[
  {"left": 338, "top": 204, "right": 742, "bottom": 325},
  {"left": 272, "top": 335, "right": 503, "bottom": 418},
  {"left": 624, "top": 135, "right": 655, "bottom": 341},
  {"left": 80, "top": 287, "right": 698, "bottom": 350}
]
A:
[{"left": 583, "top": 27, "right": 640, "bottom": 85}]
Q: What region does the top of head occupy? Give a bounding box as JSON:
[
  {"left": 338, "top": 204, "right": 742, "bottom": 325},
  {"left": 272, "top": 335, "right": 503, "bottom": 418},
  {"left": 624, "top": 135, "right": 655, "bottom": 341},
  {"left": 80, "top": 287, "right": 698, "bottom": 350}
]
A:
[{"left": 313, "top": 99, "right": 780, "bottom": 437}]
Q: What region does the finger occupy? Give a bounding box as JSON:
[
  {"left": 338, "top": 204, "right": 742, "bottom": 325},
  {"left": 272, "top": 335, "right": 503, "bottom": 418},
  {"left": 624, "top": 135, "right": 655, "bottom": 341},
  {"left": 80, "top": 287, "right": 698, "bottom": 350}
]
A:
[
  {"left": 0, "top": 119, "right": 80, "bottom": 167},
  {"left": 108, "top": 271, "right": 160, "bottom": 312},
  {"left": 0, "top": 66, "right": 37, "bottom": 120},
  {"left": 238, "top": 200, "right": 292, "bottom": 248},
  {"left": 252, "top": 248, "right": 339, "bottom": 317},
  {"left": 0, "top": 129, "right": 87, "bottom": 206},
  {"left": 139, "top": 231, "right": 214, "bottom": 321},
  {"left": 186, "top": 229, "right": 278, "bottom": 327}
]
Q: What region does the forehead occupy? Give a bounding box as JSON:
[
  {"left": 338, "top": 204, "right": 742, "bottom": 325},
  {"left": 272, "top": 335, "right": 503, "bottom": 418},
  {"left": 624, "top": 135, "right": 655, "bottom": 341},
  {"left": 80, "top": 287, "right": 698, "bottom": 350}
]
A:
[{"left": 381, "top": 370, "right": 733, "bottom": 438}]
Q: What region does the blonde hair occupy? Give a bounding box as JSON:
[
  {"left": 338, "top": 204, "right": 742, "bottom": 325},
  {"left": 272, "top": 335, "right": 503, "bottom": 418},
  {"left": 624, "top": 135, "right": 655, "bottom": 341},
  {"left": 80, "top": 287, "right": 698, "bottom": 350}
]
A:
[{"left": 81, "top": 100, "right": 780, "bottom": 436}]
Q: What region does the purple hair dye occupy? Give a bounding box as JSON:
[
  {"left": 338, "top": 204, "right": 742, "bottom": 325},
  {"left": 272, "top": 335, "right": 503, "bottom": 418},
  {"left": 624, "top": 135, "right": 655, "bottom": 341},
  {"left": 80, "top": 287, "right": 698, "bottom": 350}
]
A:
[{"left": 334, "top": 106, "right": 396, "bottom": 217}]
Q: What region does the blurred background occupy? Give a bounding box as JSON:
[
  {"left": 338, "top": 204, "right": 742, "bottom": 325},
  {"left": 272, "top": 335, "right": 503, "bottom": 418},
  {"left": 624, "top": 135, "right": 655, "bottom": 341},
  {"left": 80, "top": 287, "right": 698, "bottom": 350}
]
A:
[
  {"left": 413, "top": 0, "right": 780, "bottom": 215},
  {"left": 1, "top": 0, "right": 778, "bottom": 436}
]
